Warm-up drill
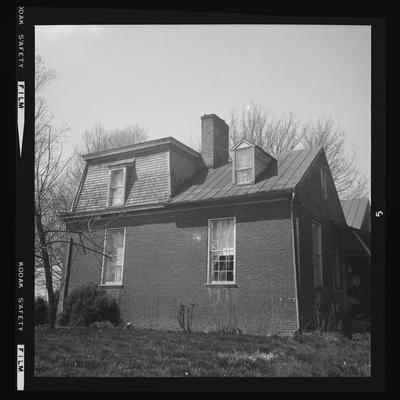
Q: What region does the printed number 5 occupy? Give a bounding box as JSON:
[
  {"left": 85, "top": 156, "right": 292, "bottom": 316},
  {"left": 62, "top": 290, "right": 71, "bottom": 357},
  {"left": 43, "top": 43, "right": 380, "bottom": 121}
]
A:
[{"left": 375, "top": 211, "right": 383, "bottom": 217}]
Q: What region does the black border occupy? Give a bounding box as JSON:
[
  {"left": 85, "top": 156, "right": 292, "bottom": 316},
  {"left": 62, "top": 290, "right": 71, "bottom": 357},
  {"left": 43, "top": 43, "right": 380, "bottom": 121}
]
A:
[{"left": 14, "top": 6, "right": 386, "bottom": 392}]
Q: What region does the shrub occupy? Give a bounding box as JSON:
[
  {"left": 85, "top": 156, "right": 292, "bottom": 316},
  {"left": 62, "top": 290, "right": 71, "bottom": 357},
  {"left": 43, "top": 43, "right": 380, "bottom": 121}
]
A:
[
  {"left": 59, "top": 284, "right": 121, "bottom": 327},
  {"left": 35, "top": 297, "right": 48, "bottom": 325},
  {"left": 177, "top": 302, "right": 197, "bottom": 332}
]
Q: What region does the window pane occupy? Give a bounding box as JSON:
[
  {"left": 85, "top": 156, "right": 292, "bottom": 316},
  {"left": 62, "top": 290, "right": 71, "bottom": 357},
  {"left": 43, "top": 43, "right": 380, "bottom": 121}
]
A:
[
  {"left": 110, "top": 170, "right": 123, "bottom": 188},
  {"left": 210, "top": 219, "right": 234, "bottom": 252},
  {"left": 212, "top": 261, "right": 219, "bottom": 273},
  {"left": 107, "top": 230, "right": 124, "bottom": 254},
  {"left": 236, "top": 148, "right": 252, "bottom": 169},
  {"left": 114, "top": 265, "right": 122, "bottom": 283},
  {"left": 110, "top": 187, "right": 123, "bottom": 206},
  {"left": 312, "top": 222, "right": 322, "bottom": 286},
  {"left": 105, "top": 264, "right": 115, "bottom": 282},
  {"left": 227, "top": 271, "right": 234, "bottom": 282},
  {"left": 236, "top": 169, "right": 252, "bottom": 184}
]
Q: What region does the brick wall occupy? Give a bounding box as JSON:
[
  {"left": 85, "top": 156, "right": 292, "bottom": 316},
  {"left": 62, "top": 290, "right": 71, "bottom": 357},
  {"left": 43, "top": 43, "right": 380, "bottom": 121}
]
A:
[
  {"left": 294, "top": 151, "right": 347, "bottom": 329},
  {"left": 201, "top": 114, "right": 229, "bottom": 168},
  {"left": 66, "top": 199, "right": 298, "bottom": 335}
]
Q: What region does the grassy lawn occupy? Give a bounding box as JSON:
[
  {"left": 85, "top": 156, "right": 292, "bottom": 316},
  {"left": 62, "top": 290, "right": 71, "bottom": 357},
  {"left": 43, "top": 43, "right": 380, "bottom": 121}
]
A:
[{"left": 35, "top": 327, "right": 371, "bottom": 377}]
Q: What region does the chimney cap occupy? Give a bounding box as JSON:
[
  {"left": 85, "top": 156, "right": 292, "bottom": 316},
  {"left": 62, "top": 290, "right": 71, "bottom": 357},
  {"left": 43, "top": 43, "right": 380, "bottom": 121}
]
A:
[{"left": 201, "top": 113, "right": 227, "bottom": 123}]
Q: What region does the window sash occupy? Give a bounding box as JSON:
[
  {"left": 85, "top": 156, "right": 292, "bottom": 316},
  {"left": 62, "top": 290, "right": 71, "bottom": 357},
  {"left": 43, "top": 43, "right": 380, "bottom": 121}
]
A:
[
  {"left": 235, "top": 148, "right": 253, "bottom": 184},
  {"left": 208, "top": 218, "right": 236, "bottom": 283},
  {"left": 102, "top": 228, "right": 125, "bottom": 284},
  {"left": 321, "top": 170, "right": 328, "bottom": 199},
  {"left": 332, "top": 240, "right": 342, "bottom": 290},
  {"left": 110, "top": 187, "right": 124, "bottom": 206},
  {"left": 108, "top": 168, "right": 125, "bottom": 206},
  {"left": 235, "top": 148, "right": 252, "bottom": 170},
  {"left": 312, "top": 222, "right": 323, "bottom": 286},
  {"left": 236, "top": 169, "right": 252, "bottom": 184}
]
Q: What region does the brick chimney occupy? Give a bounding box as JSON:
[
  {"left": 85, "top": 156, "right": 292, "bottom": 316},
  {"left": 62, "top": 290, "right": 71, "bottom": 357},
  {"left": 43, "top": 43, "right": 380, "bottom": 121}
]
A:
[{"left": 201, "top": 114, "right": 229, "bottom": 168}]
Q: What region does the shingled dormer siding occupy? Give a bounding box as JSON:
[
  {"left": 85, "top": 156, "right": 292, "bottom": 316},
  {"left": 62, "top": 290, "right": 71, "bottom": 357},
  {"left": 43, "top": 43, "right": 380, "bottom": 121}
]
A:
[
  {"left": 74, "top": 150, "right": 171, "bottom": 213},
  {"left": 169, "top": 148, "right": 198, "bottom": 196}
]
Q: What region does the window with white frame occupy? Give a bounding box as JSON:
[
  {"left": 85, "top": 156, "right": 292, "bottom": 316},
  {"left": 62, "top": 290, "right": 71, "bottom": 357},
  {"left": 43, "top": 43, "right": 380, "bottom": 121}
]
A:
[
  {"left": 321, "top": 169, "right": 328, "bottom": 200},
  {"left": 102, "top": 228, "right": 126, "bottom": 285},
  {"left": 235, "top": 147, "right": 253, "bottom": 184},
  {"left": 332, "top": 235, "right": 342, "bottom": 290},
  {"left": 312, "top": 221, "right": 323, "bottom": 287},
  {"left": 208, "top": 218, "right": 236, "bottom": 283},
  {"left": 108, "top": 168, "right": 126, "bottom": 207}
]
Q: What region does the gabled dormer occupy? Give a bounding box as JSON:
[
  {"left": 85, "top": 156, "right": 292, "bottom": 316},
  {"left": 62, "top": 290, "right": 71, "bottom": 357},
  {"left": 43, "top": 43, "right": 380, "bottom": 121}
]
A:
[{"left": 231, "top": 139, "right": 277, "bottom": 185}]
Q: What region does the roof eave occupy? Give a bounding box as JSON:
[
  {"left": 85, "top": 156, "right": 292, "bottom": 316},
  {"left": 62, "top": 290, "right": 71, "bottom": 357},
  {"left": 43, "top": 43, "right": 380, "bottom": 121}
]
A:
[
  {"left": 82, "top": 137, "right": 201, "bottom": 162},
  {"left": 168, "top": 188, "right": 293, "bottom": 208},
  {"left": 61, "top": 189, "right": 293, "bottom": 221}
]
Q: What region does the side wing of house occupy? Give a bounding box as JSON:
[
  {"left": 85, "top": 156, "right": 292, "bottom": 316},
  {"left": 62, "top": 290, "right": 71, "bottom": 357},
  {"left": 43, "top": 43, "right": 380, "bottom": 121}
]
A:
[{"left": 293, "top": 149, "right": 348, "bottom": 329}]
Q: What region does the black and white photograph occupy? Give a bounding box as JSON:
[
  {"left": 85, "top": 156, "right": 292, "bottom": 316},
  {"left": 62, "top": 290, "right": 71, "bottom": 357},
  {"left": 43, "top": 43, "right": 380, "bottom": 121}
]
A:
[{"left": 15, "top": 7, "right": 386, "bottom": 391}]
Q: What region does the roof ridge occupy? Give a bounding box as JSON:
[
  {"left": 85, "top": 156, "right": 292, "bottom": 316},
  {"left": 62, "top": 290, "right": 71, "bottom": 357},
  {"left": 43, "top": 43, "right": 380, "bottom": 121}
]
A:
[{"left": 82, "top": 136, "right": 201, "bottom": 161}]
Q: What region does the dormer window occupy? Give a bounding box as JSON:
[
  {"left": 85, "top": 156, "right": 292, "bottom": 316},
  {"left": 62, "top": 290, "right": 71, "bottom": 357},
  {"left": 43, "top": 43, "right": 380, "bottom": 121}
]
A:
[
  {"left": 232, "top": 139, "right": 277, "bottom": 186},
  {"left": 105, "top": 158, "right": 134, "bottom": 207},
  {"left": 235, "top": 147, "right": 253, "bottom": 185},
  {"left": 108, "top": 167, "right": 126, "bottom": 206}
]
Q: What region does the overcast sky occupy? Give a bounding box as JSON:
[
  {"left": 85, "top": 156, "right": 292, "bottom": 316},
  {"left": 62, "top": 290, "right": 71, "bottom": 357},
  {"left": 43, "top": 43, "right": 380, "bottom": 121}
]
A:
[{"left": 35, "top": 24, "right": 371, "bottom": 178}]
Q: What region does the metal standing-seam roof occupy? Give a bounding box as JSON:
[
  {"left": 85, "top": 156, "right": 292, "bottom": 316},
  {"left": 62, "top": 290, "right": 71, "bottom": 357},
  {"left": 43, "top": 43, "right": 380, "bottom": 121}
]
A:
[
  {"left": 170, "top": 146, "right": 323, "bottom": 204},
  {"left": 340, "top": 198, "right": 370, "bottom": 230}
]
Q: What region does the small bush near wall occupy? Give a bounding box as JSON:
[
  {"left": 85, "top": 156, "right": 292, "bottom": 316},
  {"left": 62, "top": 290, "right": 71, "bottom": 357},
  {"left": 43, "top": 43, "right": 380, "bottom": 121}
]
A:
[
  {"left": 35, "top": 297, "right": 48, "bottom": 326},
  {"left": 207, "top": 287, "right": 238, "bottom": 334},
  {"left": 305, "top": 290, "right": 344, "bottom": 332},
  {"left": 59, "top": 284, "right": 121, "bottom": 327},
  {"left": 177, "top": 302, "right": 198, "bottom": 332}
]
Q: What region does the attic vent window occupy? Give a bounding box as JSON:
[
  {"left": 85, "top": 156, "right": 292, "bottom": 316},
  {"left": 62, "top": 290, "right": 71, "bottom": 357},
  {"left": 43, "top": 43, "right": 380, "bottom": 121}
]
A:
[
  {"left": 108, "top": 168, "right": 126, "bottom": 207},
  {"left": 321, "top": 169, "right": 328, "bottom": 200},
  {"left": 235, "top": 147, "right": 253, "bottom": 185}
]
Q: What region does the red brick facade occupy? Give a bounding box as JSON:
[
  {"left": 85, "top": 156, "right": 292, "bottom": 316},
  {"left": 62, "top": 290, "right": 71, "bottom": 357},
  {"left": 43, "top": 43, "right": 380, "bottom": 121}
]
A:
[
  {"left": 293, "top": 151, "right": 347, "bottom": 329},
  {"left": 63, "top": 148, "right": 348, "bottom": 335},
  {"left": 66, "top": 198, "right": 300, "bottom": 335}
]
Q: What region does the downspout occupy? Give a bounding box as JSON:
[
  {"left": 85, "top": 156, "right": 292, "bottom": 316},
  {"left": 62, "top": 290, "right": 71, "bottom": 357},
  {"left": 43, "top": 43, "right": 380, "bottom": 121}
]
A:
[{"left": 290, "top": 189, "right": 300, "bottom": 333}]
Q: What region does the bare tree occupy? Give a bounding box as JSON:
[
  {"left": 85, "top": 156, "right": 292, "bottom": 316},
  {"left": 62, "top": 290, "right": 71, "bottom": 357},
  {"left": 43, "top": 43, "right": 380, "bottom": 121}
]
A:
[
  {"left": 34, "top": 57, "right": 114, "bottom": 328},
  {"left": 34, "top": 55, "right": 74, "bottom": 327},
  {"left": 229, "top": 101, "right": 369, "bottom": 199},
  {"left": 301, "top": 117, "right": 369, "bottom": 199},
  {"left": 229, "top": 100, "right": 302, "bottom": 157},
  {"left": 183, "top": 131, "right": 202, "bottom": 153},
  {"left": 67, "top": 122, "right": 148, "bottom": 188}
]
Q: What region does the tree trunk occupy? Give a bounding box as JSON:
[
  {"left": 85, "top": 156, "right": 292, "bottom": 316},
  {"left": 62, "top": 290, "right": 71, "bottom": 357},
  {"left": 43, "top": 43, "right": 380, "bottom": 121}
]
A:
[{"left": 34, "top": 205, "right": 57, "bottom": 329}]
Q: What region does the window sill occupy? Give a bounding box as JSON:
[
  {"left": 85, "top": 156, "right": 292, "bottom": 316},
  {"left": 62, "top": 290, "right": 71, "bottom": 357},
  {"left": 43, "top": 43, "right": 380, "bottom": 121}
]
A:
[
  {"left": 99, "top": 284, "right": 123, "bottom": 289},
  {"left": 205, "top": 283, "right": 238, "bottom": 288},
  {"left": 234, "top": 182, "right": 254, "bottom": 186}
]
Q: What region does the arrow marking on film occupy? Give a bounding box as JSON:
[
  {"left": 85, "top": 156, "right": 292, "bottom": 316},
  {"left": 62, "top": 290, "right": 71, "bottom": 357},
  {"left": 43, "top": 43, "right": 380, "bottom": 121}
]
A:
[{"left": 17, "top": 81, "right": 25, "bottom": 158}]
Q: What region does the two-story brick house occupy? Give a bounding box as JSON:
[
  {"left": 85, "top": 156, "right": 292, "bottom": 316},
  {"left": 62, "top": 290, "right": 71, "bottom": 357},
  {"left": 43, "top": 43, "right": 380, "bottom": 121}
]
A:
[{"left": 60, "top": 113, "right": 370, "bottom": 335}]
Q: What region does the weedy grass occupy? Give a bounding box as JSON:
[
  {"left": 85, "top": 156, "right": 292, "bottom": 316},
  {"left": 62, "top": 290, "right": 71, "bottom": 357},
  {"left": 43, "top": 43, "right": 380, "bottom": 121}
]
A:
[{"left": 34, "top": 327, "right": 370, "bottom": 377}]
